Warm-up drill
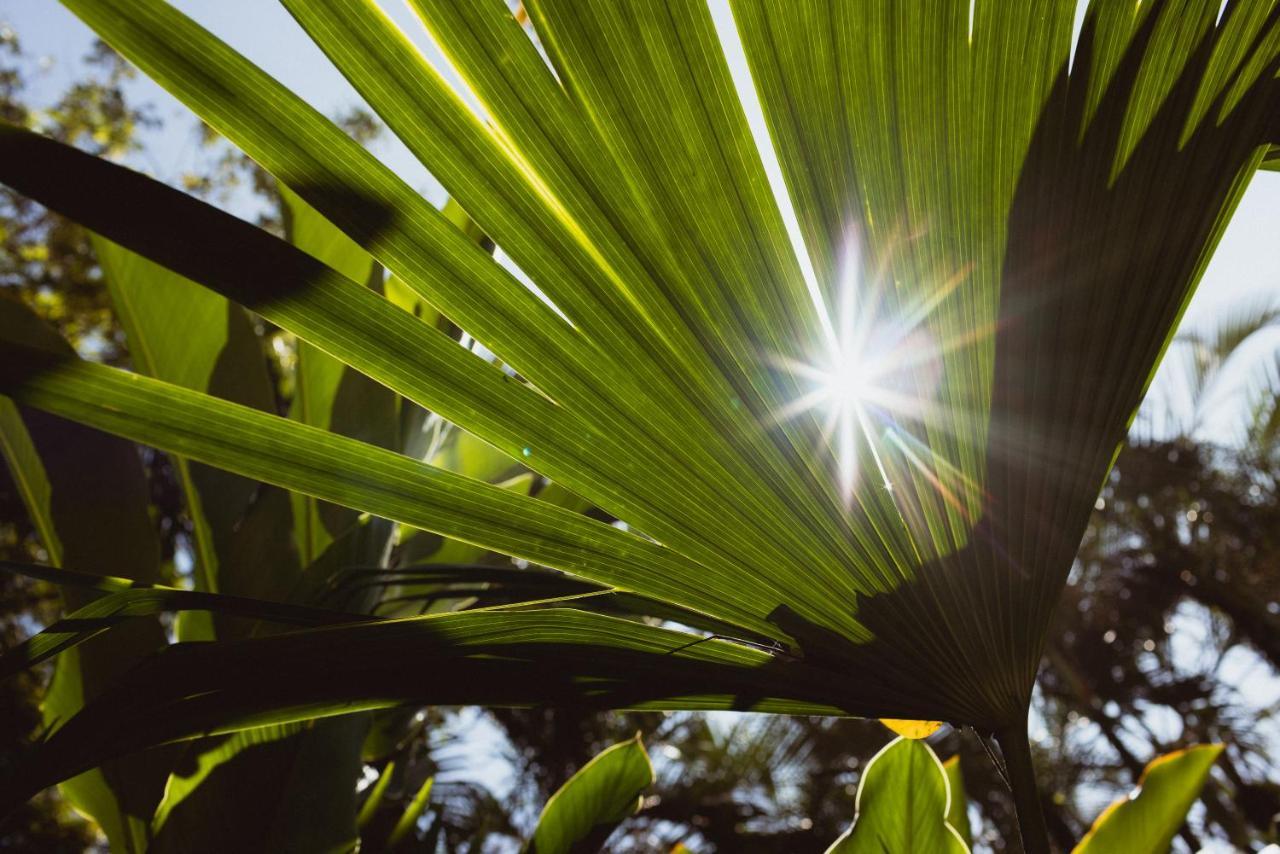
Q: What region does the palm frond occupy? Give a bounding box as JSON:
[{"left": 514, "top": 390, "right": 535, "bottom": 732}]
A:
[{"left": 2, "top": 2, "right": 1279, "bottom": 847}]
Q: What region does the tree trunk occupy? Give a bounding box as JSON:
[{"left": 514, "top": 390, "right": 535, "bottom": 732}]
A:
[{"left": 996, "top": 725, "right": 1050, "bottom": 854}]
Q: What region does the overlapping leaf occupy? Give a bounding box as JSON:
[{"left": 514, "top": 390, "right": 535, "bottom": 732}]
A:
[
  {"left": 0, "top": 301, "right": 170, "bottom": 852},
  {"left": 0, "top": 607, "right": 869, "bottom": 811}
]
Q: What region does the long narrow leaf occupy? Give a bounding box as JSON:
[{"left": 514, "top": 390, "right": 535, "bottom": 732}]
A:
[
  {"left": 0, "top": 125, "right": 858, "bottom": 645},
  {"left": 0, "top": 340, "right": 784, "bottom": 640},
  {"left": 0, "top": 561, "right": 370, "bottom": 680},
  {"left": 0, "top": 608, "right": 919, "bottom": 815}
]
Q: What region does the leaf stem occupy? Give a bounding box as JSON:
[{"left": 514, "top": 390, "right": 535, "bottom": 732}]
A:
[{"left": 996, "top": 725, "right": 1050, "bottom": 854}]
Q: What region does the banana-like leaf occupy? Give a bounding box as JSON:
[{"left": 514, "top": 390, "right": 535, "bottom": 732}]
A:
[
  {"left": 94, "top": 234, "right": 291, "bottom": 622},
  {"left": 148, "top": 716, "right": 366, "bottom": 854},
  {"left": 943, "top": 755, "right": 972, "bottom": 847},
  {"left": 826, "top": 736, "right": 968, "bottom": 853},
  {"left": 525, "top": 735, "right": 653, "bottom": 854},
  {"left": 95, "top": 219, "right": 374, "bottom": 852},
  {"left": 1072, "top": 744, "right": 1223, "bottom": 853},
  {"left": 0, "top": 303, "right": 170, "bottom": 852},
  {"left": 162, "top": 186, "right": 401, "bottom": 854},
  {"left": 5, "top": 1, "right": 1279, "bottom": 848}
]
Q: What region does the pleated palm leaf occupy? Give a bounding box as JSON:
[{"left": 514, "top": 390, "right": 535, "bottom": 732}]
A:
[{"left": 1, "top": 0, "right": 1278, "bottom": 849}]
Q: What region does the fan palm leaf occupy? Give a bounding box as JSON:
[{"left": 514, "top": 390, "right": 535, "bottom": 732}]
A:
[{"left": 2, "top": 0, "right": 1278, "bottom": 848}]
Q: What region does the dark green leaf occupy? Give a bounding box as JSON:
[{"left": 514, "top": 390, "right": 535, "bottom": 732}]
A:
[
  {"left": 0, "top": 609, "right": 883, "bottom": 813},
  {"left": 0, "top": 560, "right": 370, "bottom": 679}
]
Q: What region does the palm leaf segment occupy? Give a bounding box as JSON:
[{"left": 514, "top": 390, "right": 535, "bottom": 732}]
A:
[{"left": 1, "top": 0, "right": 1277, "bottom": 804}]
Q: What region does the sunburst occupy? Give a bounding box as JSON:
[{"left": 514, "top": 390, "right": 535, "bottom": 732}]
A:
[{"left": 775, "top": 241, "right": 970, "bottom": 505}]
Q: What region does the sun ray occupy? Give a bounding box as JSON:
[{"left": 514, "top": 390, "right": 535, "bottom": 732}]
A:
[{"left": 775, "top": 238, "right": 994, "bottom": 516}]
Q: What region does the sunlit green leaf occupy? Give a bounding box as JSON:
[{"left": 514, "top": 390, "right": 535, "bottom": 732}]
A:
[
  {"left": 526, "top": 735, "right": 653, "bottom": 854},
  {"left": 943, "top": 755, "right": 971, "bottom": 848},
  {"left": 826, "top": 736, "right": 968, "bottom": 853},
  {"left": 1073, "top": 744, "right": 1222, "bottom": 854}
]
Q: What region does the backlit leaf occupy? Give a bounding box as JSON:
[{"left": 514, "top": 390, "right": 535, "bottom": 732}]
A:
[
  {"left": 526, "top": 735, "right": 653, "bottom": 854},
  {"left": 1072, "top": 744, "right": 1223, "bottom": 854},
  {"left": 826, "top": 736, "right": 968, "bottom": 853}
]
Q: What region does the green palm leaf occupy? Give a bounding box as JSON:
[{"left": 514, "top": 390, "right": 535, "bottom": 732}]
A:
[
  {"left": 0, "top": 607, "right": 862, "bottom": 810},
  {"left": 2, "top": 1, "right": 1277, "bottom": 849}
]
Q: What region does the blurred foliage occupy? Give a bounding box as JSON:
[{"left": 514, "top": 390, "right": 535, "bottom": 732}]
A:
[
  {"left": 1039, "top": 435, "right": 1280, "bottom": 852},
  {"left": 0, "top": 31, "right": 156, "bottom": 366}
]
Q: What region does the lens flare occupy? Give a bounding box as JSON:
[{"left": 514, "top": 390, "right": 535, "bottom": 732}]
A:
[{"left": 774, "top": 239, "right": 965, "bottom": 505}]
